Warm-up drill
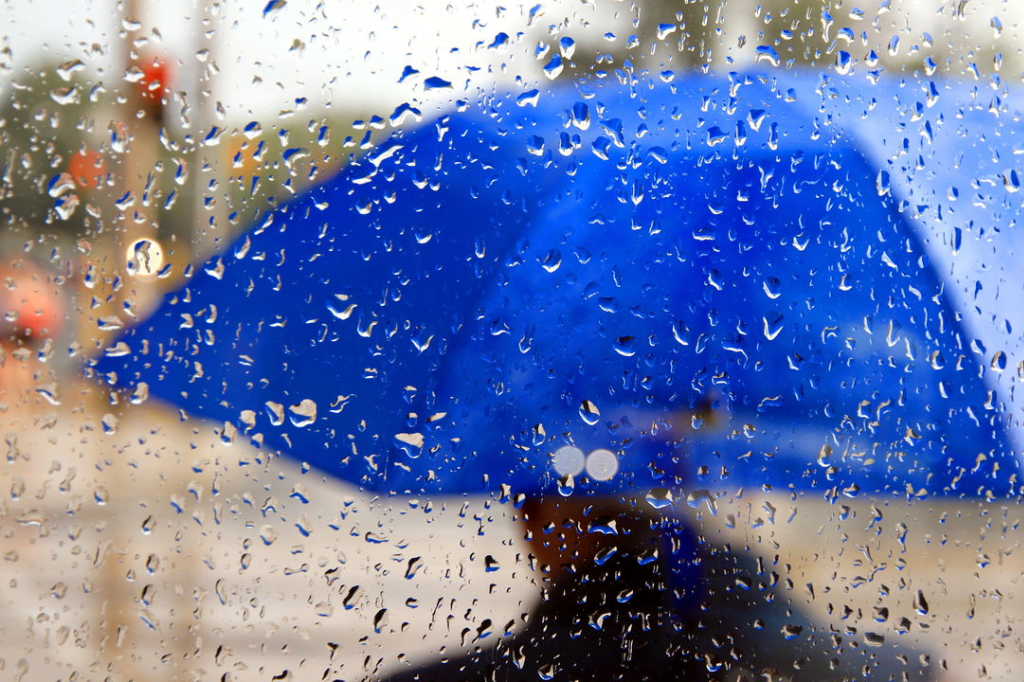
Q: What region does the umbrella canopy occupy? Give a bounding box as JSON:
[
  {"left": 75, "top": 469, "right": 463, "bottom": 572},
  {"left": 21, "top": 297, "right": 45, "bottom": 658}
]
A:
[{"left": 93, "top": 72, "right": 1022, "bottom": 500}]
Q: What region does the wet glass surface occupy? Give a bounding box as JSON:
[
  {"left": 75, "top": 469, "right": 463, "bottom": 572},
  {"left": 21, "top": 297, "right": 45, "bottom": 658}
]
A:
[{"left": 1, "top": 2, "right": 1022, "bottom": 680}]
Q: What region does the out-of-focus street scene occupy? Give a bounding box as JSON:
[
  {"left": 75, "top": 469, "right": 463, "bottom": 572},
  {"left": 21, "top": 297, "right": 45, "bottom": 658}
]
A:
[{"left": 2, "top": 1, "right": 1024, "bottom": 680}]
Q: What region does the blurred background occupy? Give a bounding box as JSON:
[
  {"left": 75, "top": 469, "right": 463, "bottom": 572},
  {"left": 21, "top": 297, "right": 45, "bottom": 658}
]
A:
[{"left": 0, "top": 0, "right": 1022, "bottom": 680}]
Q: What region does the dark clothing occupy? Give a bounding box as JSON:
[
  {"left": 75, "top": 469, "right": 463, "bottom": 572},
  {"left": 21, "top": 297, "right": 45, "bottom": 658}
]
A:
[{"left": 378, "top": 537, "right": 932, "bottom": 682}]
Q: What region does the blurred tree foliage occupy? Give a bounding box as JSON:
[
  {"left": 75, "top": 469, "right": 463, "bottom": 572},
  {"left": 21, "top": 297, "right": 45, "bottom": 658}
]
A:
[
  {"left": 0, "top": 56, "right": 381, "bottom": 255},
  {"left": 534, "top": 0, "right": 1010, "bottom": 82},
  {"left": 1, "top": 2, "right": 1010, "bottom": 253},
  {"left": 0, "top": 60, "right": 100, "bottom": 244}
]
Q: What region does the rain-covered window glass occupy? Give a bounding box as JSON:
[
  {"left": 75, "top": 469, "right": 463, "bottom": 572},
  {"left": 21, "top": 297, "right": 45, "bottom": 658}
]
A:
[{"left": 2, "top": 1, "right": 1022, "bottom": 680}]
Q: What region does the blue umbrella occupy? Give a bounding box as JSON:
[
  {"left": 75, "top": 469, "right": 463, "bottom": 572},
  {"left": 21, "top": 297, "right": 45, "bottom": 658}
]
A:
[{"left": 93, "top": 72, "right": 1022, "bottom": 500}]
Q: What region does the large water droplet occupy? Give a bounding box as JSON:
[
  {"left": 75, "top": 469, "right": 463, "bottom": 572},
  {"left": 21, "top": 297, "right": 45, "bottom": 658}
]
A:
[
  {"left": 542, "top": 54, "right": 563, "bottom": 80},
  {"left": 423, "top": 76, "right": 452, "bottom": 90},
  {"left": 579, "top": 400, "right": 600, "bottom": 425},
  {"left": 259, "top": 525, "right": 278, "bottom": 546},
  {"left": 558, "top": 36, "right": 575, "bottom": 58},
  {"left": 706, "top": 126, "right": 728, "bottom": 146},
  {"left": 754, "top": 45, "right": 780, "bottom": 66},
  {"left": 405, "top": 556, "right": 423, "bottom": 579},
  {"left": 686, "top": 489, "right": 718, "bottom": 515},
  {"left": 817, "top": 444, "right": 833, "bottom": 467},
  {"left": 56, "top": 59, "right": 85, "bottom": 81},
  {"left": 47, "top": 173, "right": 76, "bottom": 198},
  {"left": 126, "top": 238, "right": 164, "bottom": 277},
  {"left": 263, "top": 0, "right": 286, "bottom": 18},
  {"left": 265, "top": 401, "right": 285, "bottom": 426},
  {"left": 645, "top": 488, "right": 674, "bottom": 509},
  {"left": 288, "top": 399, "right": 317, "bottom": 427},
  {"left": 54, "top": 194, "right": 80, "bottom": 220},
  {"left": 613, "top": 336, "right": 636, "bottom": 357},
  {"left": 834, "top": 50, "right": 853, "bottom": 75}
]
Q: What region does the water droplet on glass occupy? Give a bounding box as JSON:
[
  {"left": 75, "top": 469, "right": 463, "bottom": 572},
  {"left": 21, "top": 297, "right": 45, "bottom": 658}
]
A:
[
  {"left": 746, "top": 110, "right": 767, "bottom": 134},
  {"left": 390, "top": 103, "right": 423, "bottom": 126},
  {"left": 645, "top": 488, "right": 674, "bottom": 509},
  {"left": 342, "top": 585, "right": 363, "bottom": 609},
  {"left": 1003, "top": 170, "right": 1020, "bottom": 193},
  {"left": 35, "top": 384, "right": 60, "bottom": 406},
  {"left": 817, "top": 444, "right": 833, "bottom": 467},
  {"left": 259, "top": 525, "right": 278, "bottom": 546},
  {"left": 526, "top": 135, "right": 545, "bottom": 156},
  {"left": 913, "top": 589, "right": 929, "bottom": 615},
  {"left": 754, "top": 45, "right": 780, "bottom": 66},
  {"left": 404, "top": 556, "right": 423, "bottom": 579},
  {"left": 834, "top": 51, "right": 853, "bottom": 75},
  {"left": 706, "top": 126, "right": 727, "bottom": 146},
  {"left": 540, "top": 249, "right": 561, "bottom": 272},
  {"left": 686, "top": 489, "right": 718, "bottom": 515},
  {"left": 864, "top": 632, "right": 886, "bottom": 647},
  {"left": 10, "top": 477, "right": 24, "bottom": 500},
  {"left": 612, "top": 336, "right": 636, "bottom": 357},
  {"left": 265, "top": 401, "right": 285, "bottom": 426},
  {"left": 394, "top": 432, "right": 424, "bottom": 458},
  {"left": 54, "top": 194, "right": 80, "bottom": 220},
  {"left": 423, "top": 76, "right": 452, "bottom": 90},
  {"left": 126, "top": 238, "right": 164, "bottom": 277},
  {"left": 876, "top": 170, "right": 891, "bottom": 196},
  {"left": 373, "top": 608, "right": 389, "bottom": 633},
  {"left": 130, "top": 382, "right": 149, "bottom": 405},
  {"left": 569, "top": 101, "right": 590, "bottom": 130},
  {"left": 262, "top": 0, "right": 286, "bottom": 18},
  {"left": 50, "top": 86, "right": 79, "bottom": 106},
  {"left": 578, "top": 400, "right": 601, "bottom": 425},
  {"left": 542, "top": 54, "right": 563, "bottom": 80},
  {"left": 762, "top": 313, "right": 783, "bottom": 340},
  {"left": 109, "top": 121, "right": 129, "bottom": 154},
  {"left": 47, "top": 173, "right": 76, "bottom": 198},
  {"left": 558, "top": 36, "right": 575, "bottom": 58},
  {"left": 513, "top": 89, "right": 540, "bottom": 109},
  {"left": 243, "top": 121, "right": 262, "bottom": 140},
  {"left": 56, "top": 59, "right": 85, "bottom": 81},
  {"left": 288, "top": 399, "right": 317, "bottom": 427},
  {"left": 781, "top": 624, "right": 803, "bottom": 640}
]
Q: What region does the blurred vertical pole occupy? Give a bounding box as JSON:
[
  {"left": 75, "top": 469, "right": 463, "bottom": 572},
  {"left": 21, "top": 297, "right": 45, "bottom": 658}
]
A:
[
  {"left": 97, "top": 0, "right": 162, "bottom": 679},
  {"left": 188, "top": 0, "right": 226, "bottom": 263},
  {"left": 119, "top": 0, "right": 163, "bottom": 302},
  {"left": 177, "top": 0, "right": 222, "bottom": 672}
]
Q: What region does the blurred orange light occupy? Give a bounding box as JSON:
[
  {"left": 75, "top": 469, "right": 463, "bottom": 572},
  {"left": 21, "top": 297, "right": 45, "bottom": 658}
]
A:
[
  {"left": 137, "top": 56, "right": 173, "bottom": 103},
  {"left": 68, "top": 148, "right": 106, "bottom": 189}
]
